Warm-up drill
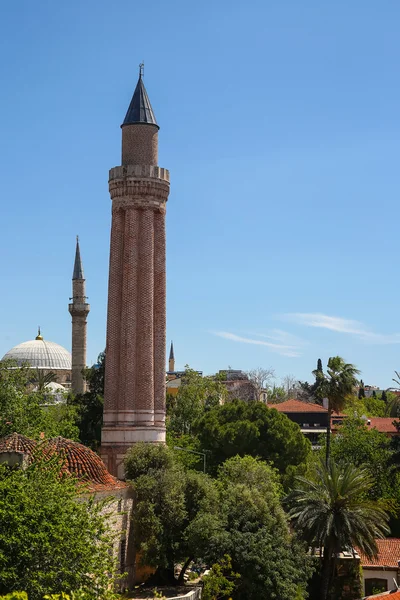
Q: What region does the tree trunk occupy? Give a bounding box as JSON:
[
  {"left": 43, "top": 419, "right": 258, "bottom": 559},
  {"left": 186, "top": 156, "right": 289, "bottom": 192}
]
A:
[
  {"left": 151, "top": 566, "right": 177, "bottom": 586},
  {"left": 326, "top": 401, "right": 332, "bottom": 466},
  {"left": 320, "top": 548, "right": 333, "bottom": 600},
  {"left": 177, "top": 556, "right": 194, "bottom": 584}
]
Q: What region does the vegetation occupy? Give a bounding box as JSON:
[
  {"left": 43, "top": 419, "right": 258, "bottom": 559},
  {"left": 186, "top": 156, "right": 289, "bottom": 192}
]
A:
[
  {"left": 167, "top": 367, "right": 227, "bottom": 437},
  {"left": 311, "top": 357, "right": 360, "bottom": 464},
  {"left": 125, "top": 443, "right": 221, "bottom": 585},
  {"left": 0, "top": 452, "right": 116, "bottom": 600},
  {"left": 0, "top": 360, "right": 78, "bottom": 440},
  {"left": 194, "top": 399, "right": 311, "bottom": 475},
  {"left": 70, "top": 351, "right": 105, "bottom": 448},
  {"left": 287, "top": 457, "right": 389, "bottom": 600},
  {"left": 202, "top": 555, "right": 240, "bottom": 600},
  {"left": 125, "top": 443, "right": 312, "bottom": 599}
]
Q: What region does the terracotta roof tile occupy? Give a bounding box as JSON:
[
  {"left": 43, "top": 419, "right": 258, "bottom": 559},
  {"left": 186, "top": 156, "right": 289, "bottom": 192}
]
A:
[
  {"left": 358, "top": 538, "right": 400, "bottom": 568},
  {"left": 367, "top": 418, "right": 399, "bottom": 434},
  {"left": 0, "top": 432, "right": 36, "bottom": 456},
  {"left": 0, "top": 433, "right": 126, "bottom": 491},
  {"left": 364, "top": 591, "right": 400, "bottom": 599},
  {"left": 271, "top": 399, "right": 328, "bottom": 413}
]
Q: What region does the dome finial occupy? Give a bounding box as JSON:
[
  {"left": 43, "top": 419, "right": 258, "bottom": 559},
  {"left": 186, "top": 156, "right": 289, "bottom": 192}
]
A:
[{"left": 36, "top": 326, "right": 43, "bottom": 341}]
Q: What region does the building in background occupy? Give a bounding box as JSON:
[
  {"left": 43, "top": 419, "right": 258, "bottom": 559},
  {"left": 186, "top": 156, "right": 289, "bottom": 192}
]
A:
[{"left": 2, "top": 329, "right": 72, "bottom": 388}]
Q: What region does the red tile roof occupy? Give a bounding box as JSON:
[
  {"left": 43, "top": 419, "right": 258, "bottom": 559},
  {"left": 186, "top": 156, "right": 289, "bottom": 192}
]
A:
[
  {"left": 364, "top": 591, "right": 400, "bottom": 599},
  {"left": 0, "top": 432, "right": 36, "bottom": 456},
  {"left": 358, "top": 538, "right": 400, "bottom": 568},
  {"left": 0, "top": 432, "right": 126, "bottom": 491},
  {"left": 367, "top": 418, "right": 399, "bottom": 434},
  {"left": 271, "top": 399, "right": 328, "bottom": 413}
]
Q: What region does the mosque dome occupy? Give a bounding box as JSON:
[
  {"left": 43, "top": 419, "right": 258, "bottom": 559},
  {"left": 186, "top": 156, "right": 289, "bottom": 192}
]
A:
[{"left": 2, "top": 333, "right": 71, "bottom": 371}]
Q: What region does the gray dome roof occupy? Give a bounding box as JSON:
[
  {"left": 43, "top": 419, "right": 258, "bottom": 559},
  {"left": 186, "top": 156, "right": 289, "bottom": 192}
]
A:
[{"left": 2, "top": 339, "right": 72, "bottom": 370}]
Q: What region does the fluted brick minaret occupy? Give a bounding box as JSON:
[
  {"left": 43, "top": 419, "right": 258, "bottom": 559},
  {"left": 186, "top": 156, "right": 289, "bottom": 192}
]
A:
[
  {"left": 101, "top": 68, "right": 170, "bottom": 478},
  {"left": 68, "top": 237, "right": 90, "bottom": 395}
]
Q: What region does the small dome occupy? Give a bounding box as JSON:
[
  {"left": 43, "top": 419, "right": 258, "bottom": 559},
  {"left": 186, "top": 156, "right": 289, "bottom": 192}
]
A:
[
  {"left": 0, "top": 432, "right": 36, "bottom": 456},
  {"left": 0, "top": 434, "right": 125, "bottom": 490},
  {"left": 46, "top": 437, "right": 124, "bottom": 489},
  {"left": 2, "top": 338, "right": 71, "bottom": 370}
]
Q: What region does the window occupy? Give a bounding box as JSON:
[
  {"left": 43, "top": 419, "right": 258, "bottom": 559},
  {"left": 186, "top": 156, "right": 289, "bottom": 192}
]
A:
[{"left": 365, "top": 578, "right": 388, "bottom": 596}]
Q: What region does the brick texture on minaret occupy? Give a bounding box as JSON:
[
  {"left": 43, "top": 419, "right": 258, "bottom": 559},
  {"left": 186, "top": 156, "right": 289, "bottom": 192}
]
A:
[
  {"left": 101, "top": 69, "right": 170, "bottom": 479},
  {"left": 68, "top": 237, "right": 90, "bottom": 395}
]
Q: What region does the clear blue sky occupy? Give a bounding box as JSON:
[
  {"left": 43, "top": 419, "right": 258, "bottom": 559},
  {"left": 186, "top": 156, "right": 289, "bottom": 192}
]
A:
[{"left": 1, "top": 0, "right": 400, "bottom": 388}]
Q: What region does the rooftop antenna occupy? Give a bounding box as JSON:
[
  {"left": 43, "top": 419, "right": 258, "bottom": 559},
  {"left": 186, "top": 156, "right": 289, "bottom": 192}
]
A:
[{"left": 139, "top": 62, "right": 144, "bottom": 78}]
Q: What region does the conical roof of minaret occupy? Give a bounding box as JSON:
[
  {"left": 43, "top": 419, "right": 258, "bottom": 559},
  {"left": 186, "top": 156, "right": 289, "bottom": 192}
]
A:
[
  {"left": 169, "top": 341, "right": 174, "bottom": 360},
  {"left": 72, "top": 237, "right": 84, "bottom": 280},
  {"left": 122, "top": 70, "right": 158, "bottom": 128}
]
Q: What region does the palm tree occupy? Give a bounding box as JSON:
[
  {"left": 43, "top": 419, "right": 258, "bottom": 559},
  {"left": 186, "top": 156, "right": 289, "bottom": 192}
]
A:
[
  {"left": 315, "top": 357, "right": 360, "bottom": 464},
  {"left": 287, "top": 457, "right": 389, "bottom": 600},
  {"left": 31, "top": 369, "right": 58, "bottom": 393}
]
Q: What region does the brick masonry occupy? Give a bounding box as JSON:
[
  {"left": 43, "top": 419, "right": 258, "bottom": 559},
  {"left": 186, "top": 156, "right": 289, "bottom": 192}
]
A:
[{"left": 101, "top": 125, "right": 170, "bottom": 478}]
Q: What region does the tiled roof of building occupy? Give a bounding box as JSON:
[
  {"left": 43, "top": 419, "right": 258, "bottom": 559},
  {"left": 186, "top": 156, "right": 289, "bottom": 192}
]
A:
[
  {"left": 367, "top": 418, "right": 399, "bottom": 434},
  {"left": 271, "top": 399, "right": 328, "bottom": 413},
  {"left": 358, "top": 538, "right": 400, "bottom": 568},
  {"left": 364, "top": 591, "right": 400, "bottom": 599},
  {"left": 46, "top": 437, "right": 126, "bottom": 491},
  {"left": 0, "top": 432, "right": 36, "bottom": 456},
  {"left": 0, "top": 433, "right": 125, "bottom": 491}
]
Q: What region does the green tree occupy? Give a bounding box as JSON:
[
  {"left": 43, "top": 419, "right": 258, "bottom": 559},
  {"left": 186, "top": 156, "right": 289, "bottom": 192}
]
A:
[
  {"left": 381, "top": 389, "right": 388, "bottom": 403},
  {"left": 322, "top": 417, "right": 398, "bottom": 504},
  {"left": 358, "top": 379, "right": 365, "bottom": 399},
  {"left": 268, "top": 385, "right": 287, "bottom": 403},
  {"left": 0, "top": 453, "right": 116, "bottom": 599},
  {"left": 343, "top": 395, "right": 386, "bottom": 418},
  {"left": 202, "top": 555, "right": 240, "bottom": 600},
  {"left": 167, "top": 368, "right": 227, "bottom": 437},
  {"left": 71, "top": 351, "right": 105, "bottom": 448},
  {"left": 314, "top": 357, "right": 360, "bottom": 464},
  {"left": 0, "top": 360, "right": 78, "bottom": 440},
  {"left": 194, "top": 399, "right": 311, "bottom": 476},
  {"left": 30, "top": 368, "right": 59, "bottom": 393},
  {"left": 287, "top": 457, "right": 389, "bottom": 600},
  {"left": 216, "top": 456, "right": 312, "bottom": 600},
  {"left": 125, "top": 443, "right": 222, "bottom": 585}
]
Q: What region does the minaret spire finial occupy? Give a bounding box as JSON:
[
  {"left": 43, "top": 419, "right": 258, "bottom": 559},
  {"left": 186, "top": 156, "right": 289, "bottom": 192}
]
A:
[
  {"left": 72, "top": 236, "right": 84, "bottom": 280},
  {"left": 139, "top": 62, "right": 144, "bottom": 78}
]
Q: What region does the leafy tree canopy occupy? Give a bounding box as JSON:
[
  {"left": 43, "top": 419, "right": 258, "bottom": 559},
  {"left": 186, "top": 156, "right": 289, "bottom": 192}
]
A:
[
  {"left": 319, "top": 417, "right": 399, "bottom": 507},
  {"left": 194, "top": 399, "right": 311, "bottom": 475},
  {"left": 0, "top": 360, "right": 78, "bottom": 440},
  {"left": 216, "top": 456, "right": 312, "bottom": 600},
  {"left": 126, "top": 445, "right": 312, "bottom": 600},
  {"left": 125, "top": 443, "right": 222, "bottom": 585},
  {"left": 167, "top": 367, "right": 227, "bottom": 437},
  {"left": 69, "top": 351, "right": 105, "bottom": 449},
  {"left": 0, "top": 453, "right": 116, "bottom": 600},
  {"left": 287, "top": 457, "right": 389, "bottom": 600}
]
